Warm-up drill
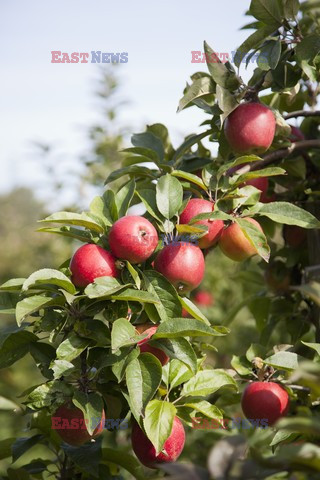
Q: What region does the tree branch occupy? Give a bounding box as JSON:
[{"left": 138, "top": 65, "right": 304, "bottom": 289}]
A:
[{"left": 284, "top": 110, "right": 320, "bottom": 120}]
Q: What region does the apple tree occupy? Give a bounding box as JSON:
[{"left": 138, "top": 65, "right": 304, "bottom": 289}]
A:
[{"left": 1, "top": 1, "right": 320, "bottom": 479}]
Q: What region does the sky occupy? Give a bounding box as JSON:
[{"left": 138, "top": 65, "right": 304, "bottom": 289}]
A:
[{"left": 1, "top": 0, "right": 255, "bottom": 206}]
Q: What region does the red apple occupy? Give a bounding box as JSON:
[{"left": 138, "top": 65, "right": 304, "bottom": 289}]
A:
[
  {"left": 193, "top": 290, "right": 214, "bottom": 307},
  {"left": 109, "top": 216, "right": 158, "bottom": 264},
  {"left": 283, "top": 225, "right": 307, "bottom": 248},
  {"left": 154, "top": 243, "right": 205, "bottom": 293},
  {"left": 289, "top": 125, "right": 305, "bottom": 142},
  {"left": 137, "top": 325, "right": 169, "bottom": 366},
  {"left": 52, "top": 403, "right": 105, "bottom": 446},
  {"left": 219, "top": 218, "right": 263, "bottom": 262},
  {"left": 131, "top": 417, "right": 185, "bottom": 467},
  {"left": 241, "top": 382, "right": 289, "bottom": 426},
  {"left": 224, "top": 102, "right": 276, "bottom": 154},
  {"left": 179, "top": 198, "right": 224, "bottom": 249},
  {"left": 70, "top": 244, "right": 118, "bottom": 288},
  {"left": 182, "top": 308, "right": 190, "bottom": 318}
]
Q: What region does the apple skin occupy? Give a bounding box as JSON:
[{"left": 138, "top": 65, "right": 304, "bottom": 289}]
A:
[
  {"left": 241, "top": 382, "right": 289, "bottom": 426},
  {"left": 290, "top": 125, "right": 305, "bottom": 142},
  {"left": 137, "top": 326, "right": 169, "bottom": 366},
  {"left": 182, "top": 308, "right": 190, "bottom": 318},
  {"left": 109, "top": 216, "right": 158, "bottom": 264},
  {"left": 53, "top": 403, "right": 105, "bottom": 446},
  {"left": 224, "top": 103, "right": 276, "bottom": 154},
  {"left": 283, "top": 225, "right": 307, "bottom": 248},
  {"left": 193, "top": 290, "right": 214, "bottom": 307},
  {"left": 219, "top": 218, "right": 263, "bottom": 262},
  {"left": 179, "top": 199, "right": 224, "bottom": 249},
  {"left": 154, "top": 243, "right": 205, "bottom": 293},
  {"left": 131, "top": 417, "right": 185, "bottom": 468},
  {"left": 70, "top": 244, "right": 118, "bottom": 288}
]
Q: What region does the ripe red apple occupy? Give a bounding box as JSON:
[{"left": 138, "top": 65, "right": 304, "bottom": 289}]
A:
[
  {"left": 179, "top": 198, "right": 224, "bottom": 249},
  {"left": 193, "top": 290, "right": 214, "bottom": 307},
  {"left": 109, "top": 216, "right": 158, "bottom": 264},
  {"left": 137, "top": 325, "right": 169, "bottom": 366},
  {"left": 283, "top": 225, "right": 307, "bottom": 248},
  {"left": 70, "top": 244, "right": 118, "bottom": 288},
  {"left": 52, "top": 403, "right": 105, "bottom": 446},
  {"left": 241, "top": 382, "right": 289, "bottom": 426},
  {"left": 131, "top": 416, "right": 185, "bottom": 467},
  {"left": 154, "top": 243, "right": 205, "bottom": 293},
  {"left": 224, "top": 102, "right": 276, "bottom": 154},
  {"left": 219, "top": 218, "right": 263, "bottom": 262},
  {"left": 289, "top": 125, "right": 305, "bottom": 142}
]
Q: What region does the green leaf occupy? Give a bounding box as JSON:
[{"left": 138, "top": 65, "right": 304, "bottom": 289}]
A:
[
  {"left": 126, "top": 353, "right": 162, "bottom": 420},
  {"left": 0, "top": 396, "right": 20, "bottom": 411},
  {"left": 231, "top": 355, "right": 252, "bottom": 376},
  {"left": 171, "top": 130, "right": 213, "bottom": 165},
  {"left": 171, "top": 170, "right": 206, "bottom": 190},
  {"left": 37, "top": 226, "right": 94, "bottom": 243},
  {"left": 182, "top": 400, "right": 223, "bottom": 421},
  {"left": 258, "top": 39, "right": 282, "bottom": 71},
  {"left": 101, "top": 448, "right": 144, "bottom": 480},
  {"left": 89, "top": 191, "right": 115, "bottom": 227},
  {"left": 0, "top": 278, "right": 25, "bottom": 292},
  {"left": 284, "top": 0, "right": 299, "bottom": 18},
  {"left": 164, "top": 359, "right": 195, "bottom": 389},
  {"left": 179, "top": 296, "right": 210, "bottom": 325},
  {"left": 233, "top": 167, "right": 285, "bottom": 185},
  {"left": 292, "top": 282, "right": 320, "bottom": 307},
  {"left": 50, "top": 359, "right": 75, "bottom": 379},
  {"left": 127, "top": 262, "right": 141, "bottom": 289},
  {"left": 264, "top": 351, "right": 299, "bottom": 371},
  {"left": 109, "top": 288, "right": 160, "bottom": 304},
  {"left": 177, "top": 77, "right": 215, "bottom": 113},
  {"left": 254, "top": 202, "right": 320, "bottom": 228},
  {"left": 236, "top": 217, "right": 270, "bottom": 262},
  {"left": 301, "top": 341, "right": 320, "bottom": 356},
  {"left": 112, "top": 347, "right": 139, "bottom": 382},
  {"left": 0, "top": 438, "right": 15, "bottom": 460},
  {"left": 143, "top": 400, "right": 177, "bottom": 454},
  {"left": 16, "top": 295, "right": 64, "bottom": 327},
  {"left": 105, "top": 165, "right": 157, "bottom": 185},
  {"left": 181, "top": 369, "right": 237, "bottom": 397},
  {"left": 84, "top": 276, "right": 125, "bottom": 299},
  {"left": 296, "top": 34, "right": 320, "bottom": 64},
  {"left": 143, "top": 270, "right": 182, "bottom": 322},
  {"left": 111, "top": 318, "right": 137, "bottom": 352},
  {"left": 216, "top": 85, "right": 239, "bottom": 123},
  {"left": 0, "top": 330, "right": 37, "bottom": 368},
  {"left": 131, "top": 131, "right": 165, "bottom": 163},
  {"left": 56, "top": 333, "right": 89, "bottom": 362},
  {"left": 135, "top": 188, "right": 163, "bottom": 222},
  {"left": 72, "top": 391, "right": 104, "bottom": 436},
  {"left": 234, "top": 24, "right": 278, "bottom": 68},
  {"left": 151, "top": 338, "right": 197, "bottom": 373},
  {"left": 22, "top": 269, "right": 75, "bottom": 294},
  {"left": 250, "top": 0, "right": 283, "bottom": 25},
  {"left": 39, "top": 211, "right": 104, "bottom": 233},
  {"left": 204, "top": 41, "right": 241, "bottom": 91},
  {"left": 12, "top": 435, "right": 43, "bottom": 463},
  {"left": 115, "top": 179, "right": 135, "bottom": 218},
  {"left": 153, "top": 318, "right": 228, "bottom": 339},
  {"left": 61, "top": 438, "right": 101, "bottom": 477},
  {"left": 156, "top": 174, "right": 183, "bottom": 219}
]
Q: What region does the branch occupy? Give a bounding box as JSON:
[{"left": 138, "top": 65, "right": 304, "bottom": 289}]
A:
[{"left": 284, "top": 110, "right": 320, "bottom": 120}]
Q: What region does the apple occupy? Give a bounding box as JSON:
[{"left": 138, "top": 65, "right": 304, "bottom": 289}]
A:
[
  {"left": 182, "top": 308, "right": 190, "bottom": 318},
  {"left": 265, "top": 260, "right": 291, "bottom": 293},
  {"left": 53, "top": 403, "right": 105, "bottom": 446},
  {"left": 224, "top": 102, "right": 276, "bottom": 154},
  {"left": 131, "top": 416, "right": 185, "bottom": 467},
  {"left": 219, "top": 218, "right": 263, "bottom": 262},
  {"left": 241, "top": 382, "right": 289, "bottom": 426},
  {"left": 137, "top": 325, "right": 169, "bottom": 366},
  {"left": 283, "top": 225, "right": 307, "bottom": 248},
  {"left": 289, "top": 125, "right": 305, "bottom": 142},
  {"left": 193, "top": 290, "right": 214, "bottom": 306},
  {"left": 109, "top": 216, "right": 158, "bottom": 264},
  {"left": 179, "top": 198, "right": 224, "bottom": 249},
  {"left": 154, "top": 243, "right": 205, "bottom": 293},
  {"left": 70, "top": 244, "right": 118, "bottom": 288}
]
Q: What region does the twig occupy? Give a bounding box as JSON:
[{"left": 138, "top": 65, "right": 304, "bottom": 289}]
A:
[{"left": 284, "top": 110, "right": 320, "bottom": 120}]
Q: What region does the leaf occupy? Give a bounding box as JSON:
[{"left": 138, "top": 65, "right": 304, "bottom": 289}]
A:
[
  {"left": 0, "top": 278, "right": 25, "bottom": 291},
  {"left": 101, "top": 448, "right": 144, "bottom": 480},
  {"left": 301, "top": 341, "right": 320, "bottom": 356},
  {"left": 37, "top": 226, "right": 94, "bottom": 243},
  {"left": 296, "top": 34, "right": 320, "bottom": 64},
  {"left": 56, "top": 333, "right": 89, "bottom": 362},
  {"left": 179, "top": 296, "right": 210, "bottom": 325},
  {"left": 233, "top": 167, "right": 285, "bottom": 185},
  {"left": 105, "top": 165, "right": 157, "bottom": 185},
  {"left": 292, "top": 282, "right": 320, "bottom": 307},
  {"left": 284, "top": 0, "right": 299, "bottom": 18},
  {"left": 61, "top": 438, "right": 102, "bottom": 477},
  {"left": 126, "top": 353, "right": 162, "bottom": 420},
  {"left": 84, "top": 276, "right": 125, "bottom": 299},
  {"left": 112, "top": 347, "right": 139, "bottom": 382},
  {"left": 0, "top": 330, "right": 37, "bottom": 368},
  {"left": 216, "top": 85, "right": 239, "bottom": 123},
  {"left": 111, "top": 318, "right": 137, "bottom": 352},
  {"left": 72, "top": 391, "right": 104, "bottom": 436},
  {"left": 22, "top": 269, "right": 75, "bottom": 294},
  {"left": 143, "top": 270, "right": 182, "bottom": 322},
  {"left": 182, "top": 400, "right": 223, "bottom": 421},
  {"left": 152, "top": 338, "right": 197, "bottom": 373},
  {"left": 177, "top": 77, "right": 215, "bottom": 113},
  {"left": 171, "top": 130, "right": 213, "bottom": 165},
  {"left": 0, "top": 396, "right": 20, "bottom": 411},
  {"left": 89, "top": 192, "right": 115, "bottom": 227},
  {"left": 12, "top": 435, "right": 43, "bottom": 463},
  {"left": 135, "top": 188, "right": 163, "bottom": 222},
  {"left": 127, "top": 262, "right": 141, "bottom": 289},
  {"left": 234, "top": 24, "right": 278, "bottom": 67},
  {"left": 263, "top": 351, "right": 299, "bottom": 371},
  {"left": 50, "top": 359, "right": 75, "bottom": 379},
  {"left": 16, "top": 295, "right": 64, "bottom": 326},
  {"left": 153, "top": 318, "right": 228, "bottom": 339},
  {"left": 156, "top": 174, "right": 183, "bottom": 219},
  {"left": 39, "top": 211, "right": 104, "bottom": 233},
  {"left": 204, "top": 41, "right": 241, "bottom": 91},
  {"left": 131, "top": 131, "right": 165, "bottom": 163},
  {"left": 254, "top": 202, "right": 320, "bottom": 228},
  {"left": 258, "top": 39, "right": 282, "bottom": 71},
  {"left": 236, "top": 217, "right": 270, "bottom": 262},
  {"left": 181, "top": 369, "right": 237, "bottom": 397},
  {"left": 109, "top": 288, "right": 160, "bottom": 304},
  {"left": 0, "top": 438, "right": 15, "bottom": 460},
  {"left": 250, "top": 0, "right": 283, "bottom": 25},
  {"left": 143, "top": 400, "right": 176, "bottom": 454},
  {"left": 171, "top": 170, "right": 206, "bottom": 190},
  {"left": 115, "top": 179, "right": 135, "bottom": 218}
]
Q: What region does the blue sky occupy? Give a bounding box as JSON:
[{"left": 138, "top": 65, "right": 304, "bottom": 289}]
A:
[{"left": 1, "top": 0, "right": 255, "bottom": 205}]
